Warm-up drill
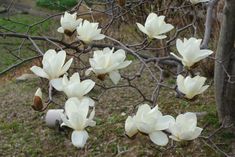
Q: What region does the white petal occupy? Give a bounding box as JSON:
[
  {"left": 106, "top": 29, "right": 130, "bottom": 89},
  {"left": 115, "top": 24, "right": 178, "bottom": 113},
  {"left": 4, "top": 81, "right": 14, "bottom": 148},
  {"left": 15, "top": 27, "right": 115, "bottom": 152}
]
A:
[
  {"left": 170, "top": 53, "right": 183, "bottom": 62},
  {"left": 136, "top": 23, "right": 148, "bottom": 36},
  {"left": 116, "top": 60, "right": 132, "bottom": 69},
  {"left": 65, "top": 98, "right": 80, "bottom": 118},
  {"left": 92, "top": 34, "right": 105, "bottom": 40},
  {"left": 50, "top": 78, "right": 63, "bottom": 91},
  {"left": 155, "top": 115, "right": 175, "bottom": 130},
  {"left": 149, "top": 131, "right": 169, "bottom": 146},
  {"left": 85, "top": 68, "right": 93, "bottom": 76},
  {"left": 80, "top": 79, "right": 95, "bottom": 95},
  {"left": 109, "top": 70, "right": 121, "bottom": 84},
  {"left": 177, "top": 74, "right": 187, "bottom": 94},
  {"left": 59, "top": 58, "right": 73, "bottom": 76},
  {"left": 70, "top": 72, "right": 81, "bottom": 83},
  {"left": 153, "top": 35, "right": 167, "bottom": 40},
  {"left": 71, "top": 130, "right": 89, "bottom": 148},
  {"left": 198, "top": 85, "right": 209, "bottom": 94},
  {"left": 30, "top": 66, "right": 49, "bottom": 79},
  {"left": 125, "top": 116, "right": 138, "bottom": 137},
  {"left": 57, "top": 27, "right": 64, "bottom": 33},
  {"left": 169, "top": 135, "right": 181, "bottom": 141},
  {"left": 34, "top": 88, "right": 42, "bottom": 98}
]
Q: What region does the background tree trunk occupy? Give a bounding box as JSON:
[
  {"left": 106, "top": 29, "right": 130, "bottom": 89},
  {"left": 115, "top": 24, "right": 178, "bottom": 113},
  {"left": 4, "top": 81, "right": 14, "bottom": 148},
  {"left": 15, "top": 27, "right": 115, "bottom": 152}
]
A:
[{"left": 215, "top": 0, "right": 235, "bottom": 125}]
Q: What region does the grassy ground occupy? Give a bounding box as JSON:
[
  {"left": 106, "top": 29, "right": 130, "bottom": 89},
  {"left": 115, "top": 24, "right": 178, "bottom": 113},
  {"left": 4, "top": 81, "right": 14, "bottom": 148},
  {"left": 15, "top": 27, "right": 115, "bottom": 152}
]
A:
[
  {"left": 0, "top": 60, "right": 234, "bottom": 156},
  {"left": 0, "top": 13, "right": 58, "bottom": 72}
]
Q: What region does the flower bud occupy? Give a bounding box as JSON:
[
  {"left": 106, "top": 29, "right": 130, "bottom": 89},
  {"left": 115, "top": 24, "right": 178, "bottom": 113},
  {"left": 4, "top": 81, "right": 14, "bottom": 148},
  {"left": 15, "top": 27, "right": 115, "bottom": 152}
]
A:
[{"left": 32, "top": 88, "right": 43, "bottom": 111}]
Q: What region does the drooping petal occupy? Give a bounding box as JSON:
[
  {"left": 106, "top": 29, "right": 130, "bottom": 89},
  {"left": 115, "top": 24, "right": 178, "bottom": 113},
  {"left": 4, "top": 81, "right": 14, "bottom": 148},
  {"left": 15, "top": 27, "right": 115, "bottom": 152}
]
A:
[
  {"left": 71, "top": 130, "right": 89, "bottom": 148},
  {"left": 109, "top": 70, "right": 121, "bottom": 84},
  {"left": 136, "top": 23, "right": 148, "bottom": 35},
  {"left": 125, "top": 116, "right": 138, "bottom": 137},
  {"left": 30, "top": 66, "right": 49, "bottom": 79},
  {"left": 85, "top": 68, "right": 93, "bottom": 76},
  {"left": 116, "top": 60, "right": 132, "bottom": 69},
  {"left": 177, "top": 75, "right": 187, "bottom": 94},
  {"left": 57, "top": 27, "right": 64, "bottom": 33},
  {"left": 149, "top": 131, "right": 169, "bottom": 146}
]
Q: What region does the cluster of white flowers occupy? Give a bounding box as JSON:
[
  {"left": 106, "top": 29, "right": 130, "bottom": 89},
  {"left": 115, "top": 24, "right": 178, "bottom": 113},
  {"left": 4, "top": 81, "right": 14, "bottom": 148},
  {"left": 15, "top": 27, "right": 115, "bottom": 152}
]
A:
[
  {"left": 57, "top": 12, "right": 105, "bottom": 43},
  {"left": 125, "top": 104, "right": 202, "bottom": 145},
  {"left": 125, "top": 104, "right": 174, "bottom": 146},
  {"left": 124, "top": 9, "right": 212, "bottom": 145},
  {"left": 30, "top": 12, "right": 132, "bottom": 148},
  {"left": 31, "top": 5, "right": 212, "bottom": 149}
]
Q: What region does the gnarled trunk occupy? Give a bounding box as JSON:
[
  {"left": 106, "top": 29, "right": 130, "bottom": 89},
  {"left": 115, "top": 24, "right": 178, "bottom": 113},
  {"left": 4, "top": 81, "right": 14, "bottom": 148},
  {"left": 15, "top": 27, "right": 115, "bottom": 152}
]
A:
[{"left": 214, "top": 0, "right": 235, "bottom": 125}]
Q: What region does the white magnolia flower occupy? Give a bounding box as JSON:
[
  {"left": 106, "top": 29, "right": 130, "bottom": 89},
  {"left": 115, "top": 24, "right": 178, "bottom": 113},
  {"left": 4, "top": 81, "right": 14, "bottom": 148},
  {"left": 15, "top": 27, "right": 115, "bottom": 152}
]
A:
[
  {"left": 86, "top": 47, "right": 132, "bottom": 84},
  {"left": 125, "top": 104, "right": 174, "bottom": 146},
  {"left": 76, "top": 20, "right": 105, "bottom": 43},
  {"left": 136, "top": 13, "right": 174, "bottom": 39},
  {"left": 51, "top": 72, "right": 95, "bottom": 99},
  {"left": 171, "top": 38, "right": 213, "bottom": 68},
  {"left": 169, "top": 112, "right": 203, "bottom": 141},
  {"left": 190, "top": 0, "right": 210, "bottom": 4},
  {"left": 60, "top": 97, "right": 96, "bottom": 148},
  {"left": 30, "top": 49, "right": 73, "bottom": 80},
  {"left": 57, "top": 12, "right": 82, "bottom": 35},
  {"left": 177, "top": 75, "right": 209, "bottom": 99}
]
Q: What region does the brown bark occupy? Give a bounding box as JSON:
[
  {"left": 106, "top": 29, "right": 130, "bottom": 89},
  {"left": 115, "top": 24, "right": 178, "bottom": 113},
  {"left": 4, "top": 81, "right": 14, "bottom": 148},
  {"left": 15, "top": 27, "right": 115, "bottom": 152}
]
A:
[{"left": 214, "top": 0, "right": 235, "bottom": 125}]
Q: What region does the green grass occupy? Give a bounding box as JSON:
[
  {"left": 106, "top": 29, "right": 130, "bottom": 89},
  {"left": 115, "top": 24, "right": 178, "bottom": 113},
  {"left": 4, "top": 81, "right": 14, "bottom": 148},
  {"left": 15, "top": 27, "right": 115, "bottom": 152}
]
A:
[
  {"left": 0, "top": 14, "right": 57, "bottom": 72},
  {"left": 0, "top": 14, "right": 52, "bottom": 34},
  {"left": 36, "top": 0, "right": 77, "bottom": 11}
]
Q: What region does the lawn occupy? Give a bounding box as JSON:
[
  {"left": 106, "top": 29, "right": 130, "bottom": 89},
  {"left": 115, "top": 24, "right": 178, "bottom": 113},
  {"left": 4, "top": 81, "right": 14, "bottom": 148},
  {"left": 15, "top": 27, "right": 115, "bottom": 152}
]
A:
[
  {"left": 0, "top": 61, "right": 234, "bottom": 156},
  {"left": 0, "top": 14, "right": 57, "bottom": 72}
]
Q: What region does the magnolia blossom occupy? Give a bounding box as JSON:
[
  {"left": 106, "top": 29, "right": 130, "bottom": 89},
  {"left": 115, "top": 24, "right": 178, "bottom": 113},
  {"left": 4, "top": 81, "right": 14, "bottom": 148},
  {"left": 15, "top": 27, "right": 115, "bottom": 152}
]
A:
[
  {"left": 30, "top": 49, "right": 73, "bottom": 80},
  {"left": 190, "top": 0, "right": 210, "bottom": 4},
  {"left": 177, "top": 75, "right": 209, "bottom": 99},
  {"left": 136, "top": 13, "right": 174, "bottom": 39},
  {"left": 125, "top": 104, "right": 174, "bottom": 146},
  {"left": 171, "top": 38, "right": 213, "bottom": 68},
  {"left": 57, "top": 12, "right": 82, "bottom": 35},
  {"left": 76, "top": 20, "right": 105, "bottom": 43},
  {"left": 86, "top": 47, "right": 132, "bottom": 84},
  {"left": 169, "top": 112, "right": 203, "bottom": 141},
  {"left": 60, "top": 97, "right": 96, "bottom": 148},
  {"left": 51, "top": 72, "right": 95, "bottom": 99}
]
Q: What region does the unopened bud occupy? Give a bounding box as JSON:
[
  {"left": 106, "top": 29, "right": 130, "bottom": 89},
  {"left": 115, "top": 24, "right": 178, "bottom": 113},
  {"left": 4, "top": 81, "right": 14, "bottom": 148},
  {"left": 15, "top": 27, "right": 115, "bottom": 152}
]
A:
[{"left": 32, "top": 88, "right": 43, "bottom": 111}]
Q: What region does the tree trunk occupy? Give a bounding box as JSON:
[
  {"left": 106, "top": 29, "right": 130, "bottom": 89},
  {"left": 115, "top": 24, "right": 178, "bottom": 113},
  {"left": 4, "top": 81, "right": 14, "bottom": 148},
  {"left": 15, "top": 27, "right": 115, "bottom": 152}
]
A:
[{"left": 214, "top": 0, "right": 235, "bottom": 125}]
